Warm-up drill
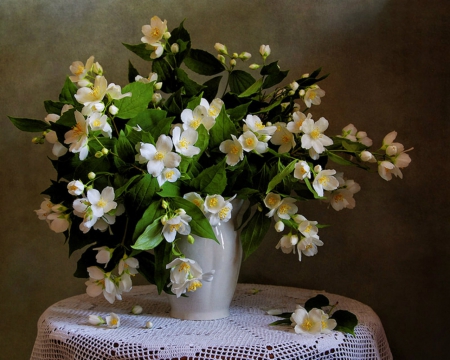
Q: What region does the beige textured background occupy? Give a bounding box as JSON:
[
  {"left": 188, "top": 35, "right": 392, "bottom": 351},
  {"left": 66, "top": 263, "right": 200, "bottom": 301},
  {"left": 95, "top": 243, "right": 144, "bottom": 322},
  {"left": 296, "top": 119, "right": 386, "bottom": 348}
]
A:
[{"left": 1, "top": 0, "right": 448, "bottom": 359}]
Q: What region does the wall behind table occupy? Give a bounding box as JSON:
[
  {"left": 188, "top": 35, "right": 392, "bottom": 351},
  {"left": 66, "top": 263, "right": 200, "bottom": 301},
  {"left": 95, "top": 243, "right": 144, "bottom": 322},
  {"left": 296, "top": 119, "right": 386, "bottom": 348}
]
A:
[{"left": 0, "top": 1, "right": 448, "bottom": 359}]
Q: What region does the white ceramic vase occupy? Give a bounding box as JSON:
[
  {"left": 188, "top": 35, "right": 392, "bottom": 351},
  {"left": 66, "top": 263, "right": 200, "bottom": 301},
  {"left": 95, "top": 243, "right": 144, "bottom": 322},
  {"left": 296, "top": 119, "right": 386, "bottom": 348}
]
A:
[{"left": 167, "top": 200, "right": 243, "bottom": 320}]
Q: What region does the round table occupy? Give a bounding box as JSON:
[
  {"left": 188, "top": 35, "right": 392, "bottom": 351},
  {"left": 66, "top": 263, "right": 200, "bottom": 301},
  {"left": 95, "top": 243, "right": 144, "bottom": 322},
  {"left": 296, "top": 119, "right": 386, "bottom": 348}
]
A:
[{"left": 31, "top": 284, "right": 392, "bottom": 360}]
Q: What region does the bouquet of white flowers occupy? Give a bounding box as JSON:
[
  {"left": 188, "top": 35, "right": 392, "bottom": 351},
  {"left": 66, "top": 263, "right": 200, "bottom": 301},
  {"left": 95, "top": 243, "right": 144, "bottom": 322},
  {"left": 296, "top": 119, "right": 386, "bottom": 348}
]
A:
[{"left": 9, "top": 15, "right": 412, "bottom": 305}]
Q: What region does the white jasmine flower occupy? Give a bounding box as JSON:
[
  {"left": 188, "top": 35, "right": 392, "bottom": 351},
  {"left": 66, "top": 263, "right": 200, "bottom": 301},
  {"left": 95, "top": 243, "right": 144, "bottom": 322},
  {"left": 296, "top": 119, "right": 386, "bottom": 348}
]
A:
[
  {"left": 135, "top": 135, "right": 181, "bottom": 177},
  {"left": 318, "top": 309, "right": 337, "bottom": 333},
  {"left": 313, "top": 169, "right": 339, "bottom": 197},
  {"left": 274, "top": 220, "right": 285, "bottom": 232},
  {"left": 243, "top": 114, "right": 277, "bottom": 136},
  {"left": 131, "top": 305, "right": 143, "bottom": 315},
  {"left": 275, "top": 233, "right": 299, "bottom": 254},
  {"left": 172, "top": 127, "right": 200, "bottom": 157},
  {"left": 200, "top": 98, "right": 224, "bottom": 119},
  {"left": 378, "top": 160, "right": 402, "bottom": 181},
  {"left": 294, "top": 161, "right": 311, "bottom": 180},
  {"left": 85, "top": 266, "right": 122, "bottom": 304},
  {"left": 157, "top": 167, "right": 181, "bottom": 187},
  {"left": 106, "top": 313, "right": 120, "bottom": 328},
  {"left": 69, "top": 56, "right": 94, "bottom": 83},
  {"left": 294, "top": 216, "right": 319, "bottom": 237},
  {"left": 87, "top": 187, "right": 117, "bottom": 218},
  {"left": 88, "top": 112, "right": 112, "bottom": 138},
  {"left": 219, "top": 135, "right": 244, "bottom": 166},
  {"left": 135, "top": 72, "right": 159, "bottom": 85},
  {"left": 183, "top": 192, "right": 205, "bottom": 212},
  {"left": 141, "top": 16, "right": 168, "bottom": 46},
  {"left": 147, "top": 43, "right": 164, "bottom": 60},
  {"left": 300, "top": 117, "right": 333, "bottom": 154},
  {"left": 106, "top": 83, "right": 132, "bottom": 100},
  {"left": 297, "top": 235, "right": 323, "bottom": 261},
  {"left": 92, "top": 246, "right": 114, "bottom": 267},
  {"left": 88, "top": 315, "right": 105, "bottom": 326},
  {"left": 287, "top": 112, "right": 311, "bottom": 134},
  {"left": 118, "top": 255, "right": 139, "bottom": 293},
  {"left": 181, "top": 105, "right": 215, "bottom": 131},
  {"left": 64, "top": 111, "right": 89, "bottom": 160},
  {"left": 291, "top": 306, "right": 323, "bottom": 334},
  {"left": 239, "top": 130, "right": 268, "bottom": 154},
  {"left": 204, "top": 194, "right": 236, "bottom": 226},
  {"left": 259, "top": 44, "right": 271, "bottom": 58},
  {"left": 264, "top": 192, "right": 282, "bottom": 217},
  {"left": 166, "top": 258, "right": 214, "bottom": 298},
  {"left": 340, "top": 124, "right": 373, "bottom": 146},
  {"left": 214, "top": 43, "right": 228, "bottom": 54},
  {"left": 75, "top": 75, "right": 108, "bottom": 107},
  {"left": 46, "top": 212, "right": 70, "bottom": 233},
  {"left": 276, "top": 197, "right": 298, "bottom": 220},
  {"left": 161, "top": 213, "right": 192, "bottom": 243},
  {"left": 109, "top": 104, "right": 119, "bottom": 115},
  {"left": 270, "top": 122, "right": 296, "bottom": 154},
  {"left": 303, "top": 86, "right": 325, "bottom": 108},
  {"left": 67, "top": 180, "right": 84, "bottom": 196},
  {"left": 35, "top": 198, "right": 54, "bottom": 220}
]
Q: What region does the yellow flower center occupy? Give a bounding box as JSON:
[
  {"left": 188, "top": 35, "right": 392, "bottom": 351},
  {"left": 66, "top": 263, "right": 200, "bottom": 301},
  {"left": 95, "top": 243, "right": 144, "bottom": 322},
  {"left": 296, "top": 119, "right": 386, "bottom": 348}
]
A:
[
  {"left": 190, "top": 118, "right": 201, "bottom": 129},
  {"left": 304, "top": 225, "right": 312, "bottom": 233},
  {"left": 310, "top": 128, "right": 321, "bottom": 140},
  {"left": 151, "top": 28, "right": 161, "bottom": 38},
  {"left": 178, "top": 262, "right": 190, "bottom": 272},
  {"left": 308, "top": 91, "right": 316, "bottom": 100},
  {"left": 278, "top": 204, "right": 290, "bottom": 215},
  {"left": 170, "top": 223, "right": 181, "bottom": 232},
  {"left": 334, "top": 194, "right": 344, "bottom": 202},
  {"left": 193, "top": 199, "right": 202, "bottom": 207},
  {"left": 305, "top": 243, "right": 313, "bottom": 251},
  {"left": 321, "top": 320, "right": 328, "bottom": 329},
  {"left": 267, "top": 197, "right": 278, "bottom": 206},
  {"left": 165, "top": 170, "right": 175, "bottom": 180},
  {"left": 93, "top": 119, "right": 102, "bottom": 127},
  {"left": 208, "top": 106, "right": 219, "bottom": 117},
  {"left": 245, "top": 138, "right": 255, "bottom": 147},
  {"left": 110, "top": 318, "right": 118, "bottom": 326},
  {"left": 230, "top": 145, "right": 239, "bottom": 154},
  {"left": 302, "top": 319, "right": 313, "bottom": 331},
  {"left": 97, "top": 198, "right": 107, "bottom": 208},
  {"left": 91, "top": 86, "right": 101, "bottom": 98},
  {"left": 69, "top": 185, "right": 79, "bottom": 192},
  {"left": 179, "top": 138, "right": 189, "bottom": 149},
  {"left": 282, "top": 135, "right": 291, "bottom": 144},
  {"left": 188, "top": 280, "right": 202, "bottom": 292},
  {"left": 208, "top": 198, "right": 219, "bottom": 208},
  {"left": 255, "top": 121, "right": 265, "bottom": 130},
  {"left": 154, "top": 152, "right": 165, "bottom": 160},
  {"left": 219, "top": 206, "right": 230, "bottom": 220},
  {"left": 318, "top": 176, "right": 328, "bottom": 185},
  {"left": 72, "top": 123, "right": 85, "bottom": 137},
  {"left": 75, "top": 65, "right": 84, "bottom": 76}
]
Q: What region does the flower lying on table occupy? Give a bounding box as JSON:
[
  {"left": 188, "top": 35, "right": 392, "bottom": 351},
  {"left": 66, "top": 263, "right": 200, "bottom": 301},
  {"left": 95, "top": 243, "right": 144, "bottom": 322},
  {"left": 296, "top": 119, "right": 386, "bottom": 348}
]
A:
[{"left": 9, "top": 15, "right": 412, "bottom": 304}]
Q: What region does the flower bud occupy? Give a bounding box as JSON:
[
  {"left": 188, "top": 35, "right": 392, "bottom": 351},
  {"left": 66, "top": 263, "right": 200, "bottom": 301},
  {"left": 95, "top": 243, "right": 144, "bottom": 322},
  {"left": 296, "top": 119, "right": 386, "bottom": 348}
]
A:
[
  {"left": 360, "top": 150, "right": 375, "bottom": 162},
  {"left": 231, "top": 52, "right": 238, "bottom": 59},
  {"left": 301, "top": 73, "right": 310, "bottom": 78},
  {"left": 152, "top": 93, "right": 162, "bottom": 105},
  {"left": 163, "top": 31, "right": 171, "bottom": 39},
  {"left": 170, "top": 43, "right": 179, "bottom": 54},
  {"left": 88, "top": 315, "right": 105, "bottom": 326},
  {"left": 229, "top": 59, "right": 237, "bottom": 67},
  {"left": 289, "top": 81, "right": 299, "bottom": 91},
  {"left": 78, "top": 79, "right": 91, "bottom": 87},
  {"left": 275, "top": 221, "right": 285, "bottom": 232},
  {"left": 154, "top": 82, "right": 163, "bottom": 90},
  {"left": 95, "top": 151, "right": 103, "bottom": 158},
  {"left": 386, "top": 145, "right": 398, "bottom": 156},
  {"left": 109, "top": 104, "right": 119, "bottom": 115},
  {"left": 217, "top": 54, "right": 226, "bottom": 64},
  {"left": 290, "top": 234, "right": 299, "bottom": 246},
  {"left": 131, "top": 305, "right": 143, "bottom": 315},
  {"left": 92, "top": 62, "right": 103, "bottom": 75},
  {"left": 299, "top": 89, "right": 305, "bottom": 96},
  {"left": 162, "top": 200, "right": 169, "bottom": 209},
  {"left": 88, "top": 172, "right": 96, "bottom": 180},
  {"left": 214, "top": 43, "right": 228, "bottom": 55},
  {"left": 267, "top": 309, "right": 283, "bottom": 315},
  {"left": 93, "top": 103, "right": 105, "bottom": 112},
  {"left": 239, "top": 52, "right": 252, "bottom": 61},
  {"left": 313, "top": 165, "right": 322, "bottom": 173},
  {"left": 161, "top": 214, "right": 168, "bottom": 225},
  {"left": 32, "top": 136, "right": 45, "bottom": 144},
  {"left": 101, "top": 147, "right": 109, "bottom": 155},
  {"left": 249, "top": 63, "right": 260, "bottom": 70},
  {"left": 145, "top": 321, "right": 153, "bottom": 329},
  {"left": 187, "top": 235, "right": 195, "bottom": 244},
  {"left": 259, "top": 44, "right": 271, "bottom": 58}
]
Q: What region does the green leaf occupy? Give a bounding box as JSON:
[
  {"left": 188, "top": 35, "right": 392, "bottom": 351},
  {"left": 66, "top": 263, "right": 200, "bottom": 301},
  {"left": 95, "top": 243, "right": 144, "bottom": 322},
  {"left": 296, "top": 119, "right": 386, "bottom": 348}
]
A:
[
  {"left": 115, "top": 130, "right": 135, "bottom": 164},
  {"left": 128, "top": 60, "right": 140, "bottom": 83},
  {"left": 304, "top": 294, "right": 330, "bottom": 311},
  {"left": 227, "top": 102, "right": 251, "bottom": 122},
  {"left": 190, "top": 159, "right": 227, "bottom": 195},
  {"left": 253, "top": 97, "right": 283, "bottom": 114},
  {"left": 326, "top": 151, "right": 360, "bottom": 167},
  {"left": 331, "top": 310, "right": 358, "bottom": 335},
  {"left": 44, "top": 100, "right": 65, "bottom": 115},
  {"left": 266, "top": 160, "right": 297, "bottom": 194},
  {"left": 114, "top": 82, "right": 154, "bottom": 119},
  {"left": 238, "top": 77, "right": 263, "bottom": 98},
  {"left": 229, "top": 70, "right": 256, "bottom": 94},
  {"left": 157, "top": 182, "right": 181, "bottom": 198},
  {"left": 127, "top": 109, "right": 174, "bottom": 139},
  {"left": 209, "top": 106, "right": 238, "bottom": 148},
  {"left": 269, "top": 319, "right": 292, "bottom": 326},
  {"left": 134, "top": 251, "right": 156, "bottom": 284},
  {"left": 132, "top": 216, "right": 164, "bottom": 250},
  {"left": 202, "top": 76, "right": 223, "bottom": 102},
  {"left": 123, "top": 43, "right": 153, "bottom": 61},
  {"left": 168, "top": 197, "right": 218, "bottom": 242},
  {"left": 154, "top": 241, "right": 172, "bottom": 293},
  {"left": 184, "top": 48, "right": 225, "bottom": 75},
  {"left": 8, "top": 116, "right": 49, "bottom": 132},
  {"left": 263, "top": 70, "right": 289, "bottom": 89},
  {"left": 125, "top": 174, "right": 159, "bottom": 217},
  {"left": 152, "top": 58, "right": 177, "bottom": 93},
  {"left": 59, "top": 77, "right": 79, "bottom": 105},
  {"left": 74, "top": 156, "right": 110, "bottom": 182},
  {"left": 304, "top": 177, "right": 322, "bottom": 199},
  {"left": 133, "top": 200, "right": 165, "bottom": 242},
  {"left": 241, "top": 209, "right": 272, "bottom": 260},
  {"left": 175, "top": 67, "right": 206, "bottom": 96}
]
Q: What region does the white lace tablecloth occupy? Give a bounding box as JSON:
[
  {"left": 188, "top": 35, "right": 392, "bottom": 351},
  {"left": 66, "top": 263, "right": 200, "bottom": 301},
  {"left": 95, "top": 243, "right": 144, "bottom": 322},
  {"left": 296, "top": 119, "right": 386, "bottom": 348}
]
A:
[{"left": 31, "top": 284, "right": 392, "bottom": 360}]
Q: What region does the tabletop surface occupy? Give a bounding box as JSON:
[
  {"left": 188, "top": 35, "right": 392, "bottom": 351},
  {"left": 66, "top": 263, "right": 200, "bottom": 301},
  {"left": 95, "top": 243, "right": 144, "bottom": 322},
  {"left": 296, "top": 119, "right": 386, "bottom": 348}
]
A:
[{"left": 31, "top": 284, "right": 392, "bottom": 360}]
